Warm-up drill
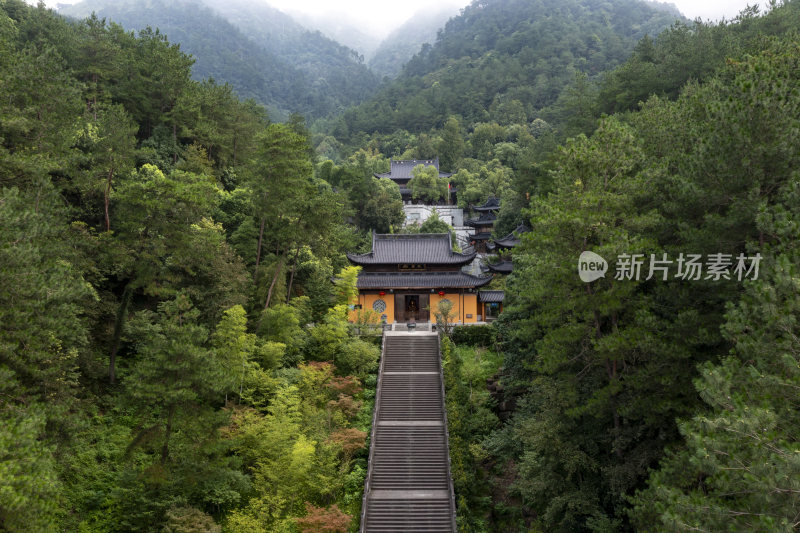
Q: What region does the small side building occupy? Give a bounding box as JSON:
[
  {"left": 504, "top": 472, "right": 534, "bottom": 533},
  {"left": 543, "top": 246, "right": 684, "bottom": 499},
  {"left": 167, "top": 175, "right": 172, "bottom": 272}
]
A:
[
  {"left": 478, "top": 290, "right": 505, "bottom": 321},
  {"left": 347, "top": 233, "right": 493, "bottom": 324}
]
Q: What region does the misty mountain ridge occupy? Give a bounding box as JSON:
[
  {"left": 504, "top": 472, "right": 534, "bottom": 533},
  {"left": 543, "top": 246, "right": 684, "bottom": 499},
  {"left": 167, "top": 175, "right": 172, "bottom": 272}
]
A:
[
  {"left": 59, "top": 0, "right": 688, "bottom": 125},
  {"left": 59, "top": 0, "right": 382, "bottom": 119},
  {"left": 286, "top": 9, "right": 383, "bottom": 59},
  {"left": 368, "top": 4, "right": 462, "bottom": 78}
]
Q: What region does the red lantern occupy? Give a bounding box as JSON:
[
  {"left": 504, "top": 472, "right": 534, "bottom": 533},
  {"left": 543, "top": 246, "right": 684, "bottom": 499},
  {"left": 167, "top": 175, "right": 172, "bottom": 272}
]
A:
[
  {"left": 378, "top": 291, "right": 385, "bottom": 296},
  {"left": 438, "top": 291, "right": 445, "bottom": 296}
]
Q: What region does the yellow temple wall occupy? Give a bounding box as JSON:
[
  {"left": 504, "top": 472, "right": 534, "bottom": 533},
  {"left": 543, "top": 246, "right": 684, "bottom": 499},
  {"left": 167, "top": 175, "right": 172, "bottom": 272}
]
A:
[
  {"left": 350, "top": 293, "right": 395, "bottom": 324},
  {"left": 430, "top": 292, "right": 479, "bottom": 324},
  {"left": 349, "top": 291, "right": 480, "bottom": 324}
]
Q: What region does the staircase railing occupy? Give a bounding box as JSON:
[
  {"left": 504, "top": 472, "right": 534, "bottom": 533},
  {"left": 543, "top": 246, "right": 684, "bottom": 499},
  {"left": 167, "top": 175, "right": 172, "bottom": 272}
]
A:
[
  {"left": 438, "top": 332, "right": 459, "bottom": 532},
  {"left": 359, "top": 331, "right": 387, "bottom": 532}
]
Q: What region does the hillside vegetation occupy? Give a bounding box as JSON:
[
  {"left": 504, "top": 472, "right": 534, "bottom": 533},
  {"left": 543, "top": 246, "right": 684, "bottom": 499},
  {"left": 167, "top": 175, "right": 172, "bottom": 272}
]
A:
[
  {"left": 368, "top": 5, "right": 460, "bottom": 79},
  {"left": 60, "top": 0, "right": 380, "bottom": 120},
  {"left": 4, "top": 0, "right": 800, "bottom": 531},
  {"left": 0, "top": 1, "right": 379, "bottom": 531},
  {"left": 322, "top": 0, "right": 683, "bottom": 144}
]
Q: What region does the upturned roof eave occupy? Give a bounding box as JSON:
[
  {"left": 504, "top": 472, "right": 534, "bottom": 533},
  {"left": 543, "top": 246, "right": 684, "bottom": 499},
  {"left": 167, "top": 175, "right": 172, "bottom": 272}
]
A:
[
  {"left": 356, "top": 272, "right": 493, "bottom": 290},
  {"left": 347, "top": 254, "right": 477, "bottom": 266}
]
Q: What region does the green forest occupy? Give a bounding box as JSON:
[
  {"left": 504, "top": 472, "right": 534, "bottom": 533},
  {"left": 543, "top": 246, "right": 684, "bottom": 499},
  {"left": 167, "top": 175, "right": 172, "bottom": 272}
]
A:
[
  {"left": 60, "top": 0, "right": 380, "bottom": 120},
  {"left": 2, "top": 0, "right": 800, "bottom": 531}
]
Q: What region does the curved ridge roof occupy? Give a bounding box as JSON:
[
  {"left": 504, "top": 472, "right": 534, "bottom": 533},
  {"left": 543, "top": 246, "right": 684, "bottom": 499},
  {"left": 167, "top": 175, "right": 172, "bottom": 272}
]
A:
[
  {"left": 471, "top": 196, "right": 501, "bottom": 212},
  {"left": 493, "top": 224, "right": 530, "bottom": 248},
  {"left": 356, "top": 271, "right": 493, "bottom": 289},
  {"left": 347, "top": 233, "right": 476, "bottom": 266},
  {"left": 374, "top": 158, "right": 453, "bottom": 181}
]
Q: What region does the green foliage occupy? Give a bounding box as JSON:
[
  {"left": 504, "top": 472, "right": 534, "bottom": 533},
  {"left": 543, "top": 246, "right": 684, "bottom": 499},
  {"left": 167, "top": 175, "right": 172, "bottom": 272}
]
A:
[
  {"left": 360, "top": 177, "right": 405, "bottom": 233},
  {"left": 451, "top": 325, "right": 497, "bottom": 348},
  {"left": 368, "top": 5, "right": 458, "bottom": 78},
  {"left": 333, "top": 266, "right": 361, "bottom": 307},
  {"left": 257, "top": 304, "right": 308, "bottom": 366},
  {"left": 308, "top": 305, "right": 352, "bottom": 362},
  {"left": 10, "top": 1, "right": 800, "bottom": 531},
  {"left": 437, "top": 116, "right": 466, "bottom": 171},
  {"left": 442, "top": 337, "right": 502, "bottom": 532},
  {"left": 162, "top": 507, "right": 221, "bottom": 533},
  {"left": 125, "top": 294, "right": 234, "bottom": 460},
  {"left": 489, "top": 31, "right": 800, "bottom": 532},
  {"left": 451, "top": 159, "right": 513, "bottom": 208},
  {"left": 418, "top": 209, "right": 450, "bottom": 234},
  {"left": 434, "top": 299, "right": 457, "bottom": 339},
  {"left": 316, "top": 151, "right": 403, "bottom": 233},
  {"left": 328, "top": 0, "right": 681, "bottom": 141},
  {"left": 335, "top": 339, "right": 380, "bottom": 380},
  {"left": 598, "top": 1, "right": 800, "bottom": 115},
  {"left": 409, "top": 164, "right": 448, "bottom": 203},
  {"left": 0, "top": 185, "right": 92, "bottom": 412},
  {"left": 222, "top": 359, "right": 368, "bottom": 531},
  {"left": 631, "top": 130, "right": 800, "bottom": 533},
  {"left": 0, "top": 408, "right": 61, "bottom": 533},
  {"left": 61, "top": 0, "right": 380, "bottom": 120},
  {"left": 0, "top": 3, "right": 371, "bottom": 531}
]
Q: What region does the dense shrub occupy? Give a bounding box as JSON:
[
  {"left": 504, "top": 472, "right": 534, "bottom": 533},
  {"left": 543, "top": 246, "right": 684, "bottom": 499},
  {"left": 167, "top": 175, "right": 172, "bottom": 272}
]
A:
[{"left": 451, "top": 325, "right": 496, "bottom": 347}]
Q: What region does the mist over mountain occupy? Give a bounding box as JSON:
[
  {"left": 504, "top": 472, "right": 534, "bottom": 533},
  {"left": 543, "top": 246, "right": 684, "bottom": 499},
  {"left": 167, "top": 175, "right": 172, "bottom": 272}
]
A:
[
  {"left": 287, "top": 9, "right": 382, "bottom": 59},
  {"left": 328, "top": 0, "right": 685, "bottom": 141},
  {"left": 368, "top": 5, "right": 461, "bottom": 79},
  {"left": 60, "top": 0, "right": 381, "bottom": 119}
]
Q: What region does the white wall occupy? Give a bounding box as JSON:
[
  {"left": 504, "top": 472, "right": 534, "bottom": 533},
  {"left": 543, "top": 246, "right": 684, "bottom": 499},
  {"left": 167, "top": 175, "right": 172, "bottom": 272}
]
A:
[{"left": 403, "top": 204, "right": 465, "bottom": 228}]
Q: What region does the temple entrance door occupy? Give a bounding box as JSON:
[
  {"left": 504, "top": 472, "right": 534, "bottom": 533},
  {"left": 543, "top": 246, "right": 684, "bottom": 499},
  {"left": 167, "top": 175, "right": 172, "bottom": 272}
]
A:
[
  {"left": 418, "top": 294, "right": 429, "bottom": 321},
  {"left": 394, "top": 294, "right": 430, "bottom": 322}
]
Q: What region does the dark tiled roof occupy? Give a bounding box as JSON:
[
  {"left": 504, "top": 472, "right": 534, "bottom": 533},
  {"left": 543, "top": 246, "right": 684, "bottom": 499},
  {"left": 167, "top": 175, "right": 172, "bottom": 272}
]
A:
[
  {"left": 487, "top": 260, "right": 513, "bottom": 273},
  {"left": 470, "top": 232, "right": 492, "bottom": 241},
  {"left": 375, "top": 158, "right": 453, "bottom": 181},
  {"left": 347, "top": 233, "right": 476, "bottom": 266},
  {"left": 357, "top": 271, "right": 493, "bottom": 290},
  {"left": 493, "top": 224, "right": 530, "bottom": 248},
  {"left": 465, "top": 211, "right": 497, "bottom": 227},
  {"left": 479, "top": 290, "right": 505, "bottom": 303},
  {"left": 472, "top": 196, "right": 501, "bottom": 212}
]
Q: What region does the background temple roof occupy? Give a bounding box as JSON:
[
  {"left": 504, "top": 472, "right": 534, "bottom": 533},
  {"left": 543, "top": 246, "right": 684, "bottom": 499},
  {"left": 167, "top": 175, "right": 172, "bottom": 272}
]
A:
[
  {"left": 375, "top": 158, "right": 453, "bottom": 181},
  {"left": 472, "top": 196, "right": 501, "bottom": 211},
  {"left": 493, "top": 224, "right": 530, "bottom": 248},
  {"left": 465, "top": 211, "right": 497, "bottom": 226}
]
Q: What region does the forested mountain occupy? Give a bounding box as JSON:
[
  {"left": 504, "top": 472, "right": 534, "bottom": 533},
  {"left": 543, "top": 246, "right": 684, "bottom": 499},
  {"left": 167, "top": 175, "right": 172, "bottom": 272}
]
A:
[
  {"left": 340, "top": 1, "right": 800, "bottom": 531},
  {"left": 325, "top": 0, "right": 684, "bottom": 143},
  {"left": 288, "top": 9, "right": 381, "bottom": 60},
  {"left": 198, "top": 0, "right": 380, "bottom": 110},
  {"left": 7, "top": 0, "right": 800, "bottom": 531},
  {"left": 60, "top": 0, "right": 380, "bottom": 119},
  {"left": 368, "top": 5, "right": 461, "bottom": 79},
  {"left": 0, "top": 1, "right": 393, "bottom": 530}
]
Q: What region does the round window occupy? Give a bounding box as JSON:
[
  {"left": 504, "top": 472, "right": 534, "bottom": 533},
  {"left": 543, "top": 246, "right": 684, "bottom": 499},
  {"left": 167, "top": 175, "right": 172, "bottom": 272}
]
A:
[
  {"left": 439, "top": 298, "right": 452, "bottom": 307},
  {"left": 372, "top": 299, "right": 387, "bottom": 313}
]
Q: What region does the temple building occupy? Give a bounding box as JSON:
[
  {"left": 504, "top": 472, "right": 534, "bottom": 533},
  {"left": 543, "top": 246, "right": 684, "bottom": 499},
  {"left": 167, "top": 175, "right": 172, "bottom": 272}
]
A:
[
  {"left": 478, "top": 290, "right": 505, "bottom": 321},
  {"left": 484, "top": 224, "right": 530, "bottom": 274},
  {"left": 465, "top": 211, "right": 497, "bottom": 253},
  {"left": 375, "top": 158, "right": 453, "bottom": 204},
  {"left": 471, "top": 196, "right": 500, "bottom": 213},
  {"left": 347, "top": 233, "right": 494, "bottom": 324},
  {"left": 489, "top": 224, "right": 530, "bottom": 252},
  {"left": 465, "top": 196, "right": 501, "bottom": 252}
]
